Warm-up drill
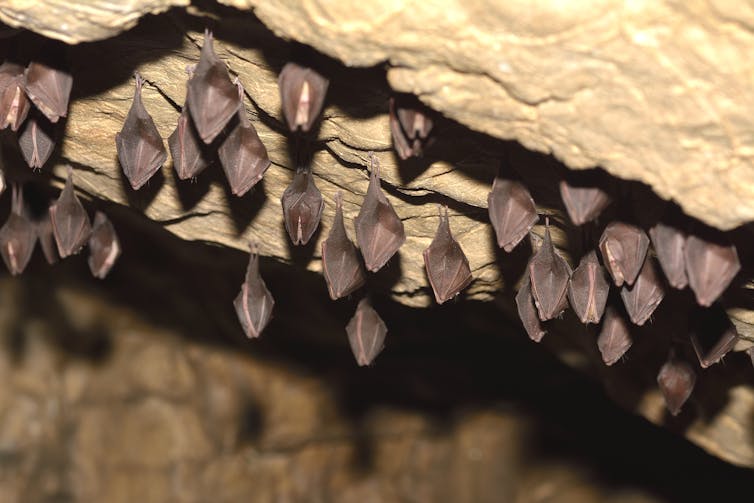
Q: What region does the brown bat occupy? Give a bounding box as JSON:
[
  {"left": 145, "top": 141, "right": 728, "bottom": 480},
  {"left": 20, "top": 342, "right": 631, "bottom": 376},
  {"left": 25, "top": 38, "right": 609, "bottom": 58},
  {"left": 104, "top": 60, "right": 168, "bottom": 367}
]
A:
[
  {"left": 23, "top": 61, "right": 73, "bottom": 123},
  {"left": 49, "top": 167, "right": 92, "bottom": 257},
  {"left": 278, "top": 62, "right": 329, "bottom": 132},
  {"left": 354, "top": 155, "right": 405, "bottom": 272},
  {"left": 281, "top": 167, "right": 324, "bottom": 246},
  {"left": 18, "top": 108, "right": 55, "bottom": 169},
  {"left": 559, "top": 179, "right": 610, "bottom": 225},
  {"left": 88, "top": 212, "right": 121, "bottom": 279},
  {"left": 568, "top": 250, "right": 609, "bottom": 324},
  {"left": 689, "top": 307, "right": 739, "bottom": 368},
  {"left": 649, "top": 222, "right": 688, "bottom": 289},
  {"left": 389, "top": 96, "right": 434, "bottom": 160},
  {"left": 515, "top": 275, "right": 546, "bottom": 342},
  {"left": 599, "top": 222, "right": 649, "bottom": 287},
  {"left": 0, "top": 184, "right": 37, "bottom": 275},
  {"left": 116, "top": 73, "right": 167, "bottom": 190},
  {"left": 234, "top": 243, "right": 274, "bottom": 338},
  {"left": 321, "top": 192, "right": 366, "bottom": 300},
  {"left": 684, "top": 234, "right": 740, "bottom": 307},
  {"left": 529, "top": 219, "right": 571, "bottom": 321},
  {"left": 747, "top": 347, "right": 754, "bottom": 368},
  {"left": 597, "top": 306, "right": 632, "bottom": 365},
  {"left": 423, "top": 206, "right": 472, "bottom": 304},
  {"left": 620, "top": 258, "right": 664, "bottom": 326},
  {"left": 657, "top": 354, "right": 696, "bottom": 416},
  {"left": 0, "top": 61, "right": 30, "bottom": 131},
  {"left": 186, "top": 30, "right": 241, "bottom": 144},
  {"left": 35, "top": 208, "right": 58, "bottom": 264},
  {"left": 487, "top": 177, "right": 538, "bottom": 252},
  {"left": 346, "top": 298, "right": 387, "bottom": 366},
  {"left": 169, "top": 104, "right": 210, "bottom": 180}
]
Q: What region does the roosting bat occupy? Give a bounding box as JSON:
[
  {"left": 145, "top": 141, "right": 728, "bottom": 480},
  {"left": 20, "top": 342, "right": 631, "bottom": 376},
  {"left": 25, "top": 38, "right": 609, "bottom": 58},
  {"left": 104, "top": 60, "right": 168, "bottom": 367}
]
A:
[
  {"left": 186, "top": 30, "right": 241, "bottom": 144},
  {"left": 0, "top": 62, "right": 30, "bottom": 131},
  {"left": 88, "top": 212, "right": 121, "bottom": 279},
  {"left": 684, "top": 234, "right": 740, "bottom": 307},
  {"left": 568, "top": 250, "right": 609, "bottom": 324},
  {"left": 35, "top": 208, "right": 58, "bottom": 264},
  {"left": 559, "top": 179, "right": 610, "bottom": 225},
  {"left": 169, "top": 103, "right": 210, "bottom": 180},
  {"left": 24, "top": 61, "right": 73, "bottom": 123},
  {"left": 234, "top": 244, "right": 274, "bottom": 338},
  {"left": 0, "top": 184, "right": 36, "bottom": 275},
  {"left": 346, "top": 298, "right": 387, "bottom": 366},
  {"left": 487, "top": 177, "right": 538, "bottom": 252},
  {"left": 689, "top": 307, "right": 739, "bottom": 368},
  {"left": 354, "top": 155, "right": 405, "bottom": 272},
  {"left": 620, "top": 258, "right": 664, "bottom": 326},
  {"left": 278, "top": 62, "right": 329, "bottom": 132},
  {"left": 115, "top": 73, "right": 167, "bottom": 190},
  {"left": 747, "top": 347, "right": 754, "bottom": 368},
  {"left": 321, "top": 192, "right": 366, "bottom": 300},
  {"left": 599, "top": 222, "right": 649, "bottom": 287},
  {"left": 423, "top": 206, "right": 472, "bottom": 304},
  {"left": 18, "top": 108, "right": 55, "bottom": 169},
  {"left": 649, "top": 222, "right": 688, "bottom": 289},
  {"left": 515, "top": 275, "right": 546, "bottom": 342},
  {"left": 529, "top": 220, "right": 571, "bottom": 321},
  {"left": 597, "top": 306, "right": 632, "bottom": 365},
  {"left": 281, "top": 167, "right": 324, "bottom": 245},
  {"left": 657, "top": 355, "right": 696, "bottom": 416},
  {"left": 389, "top": 97, "right": 434, "bottom": 160},
  {"left": 49, "top": 167, "right": 92, "bottom": 257}
]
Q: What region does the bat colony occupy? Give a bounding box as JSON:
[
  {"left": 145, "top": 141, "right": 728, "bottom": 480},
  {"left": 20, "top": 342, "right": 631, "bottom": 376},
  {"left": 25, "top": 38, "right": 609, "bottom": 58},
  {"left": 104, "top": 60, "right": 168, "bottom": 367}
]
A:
[{"left": 0, "top": 30, "right": 749, "bottom": 415}]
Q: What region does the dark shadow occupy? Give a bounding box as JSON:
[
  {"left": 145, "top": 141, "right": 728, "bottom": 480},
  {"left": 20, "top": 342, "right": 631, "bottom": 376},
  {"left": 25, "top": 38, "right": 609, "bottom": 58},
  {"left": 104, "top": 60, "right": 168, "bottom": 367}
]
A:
[
  {"left": 172, "top": 164, "right": 213, "bottom": 211},
  {"left": 118, "top": 158, "right": 165, "bottom": 211},
  {"left": 224, "top": 177, "right": 267, "bottom": 236}
]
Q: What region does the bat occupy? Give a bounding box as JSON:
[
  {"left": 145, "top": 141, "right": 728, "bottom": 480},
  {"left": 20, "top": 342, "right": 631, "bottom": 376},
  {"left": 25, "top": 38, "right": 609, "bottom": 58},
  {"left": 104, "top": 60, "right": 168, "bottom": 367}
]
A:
[
  {"left": 529, "top": 219, "right": 571, "bottom": 321},
  {"left": 487, "top": 177, "right": 538, "bottom": 252},
  {"left": 321, "top": 191, "right": 366, "bottom": 300},
  {"left": 281, "top": 167, "right": 324, "bottom": 245},
  {"left": 346, "top": 297, "right": 387, "bottom": 366},
  {"left": 597, "top": 306, "right": 632, "bottom": 365},
  {"left": 169, "top": 104, "right": 209, "bottom": 180},
  {"left": 599, "top": 222, "right": 649, "bottom": 287},
  {"left": 657, "top": 354, "right": 696, "bottom": 416},
  {"left": 559, "top": 179, "right": 610, "bottom": 225},
  {"left": 218, "top": 82, "right": 270, "bottom": 196},
  {"left": 234, "top": 243, "right": 274, "bottom": 338},
  {"left": 389, "top": 96, "right": 434, "bottom": 160},
  {"left": 354, "top": 154, "right": 405, "bottom": 272},
  {"left": 515, "top": 275, "right": 546, "bottom": 342},
  {"left": 23, "top": 61, "right": 73, "bottom": 123},
  {"left": 88, "top": 211, "right": 121, "bottom": 279},
  {"left": 278, "top": 62, "right": 329, "bottom": 132},
  {"left": 35, "top": 208, "right": 58, "bottom": 264},
  {"left": 49, "top": 167, "right": 92, "bottom": 257},
  {"left": 115, "top": 72, "right": 167, "bottom": 190},
  {"left": 18, "top": 108, "right": 55, "bottom": 169},
  {"left": 0, "top": 184, "right": 37, "bottom": 275},
  {"left": 620, "top": 258, "right": 664, "bottom": 325},
  {"left": 689, "top": 307, "right": 739, "bottom": 368},
  {"left": 649, "top": 222, "right": 688, "bottom": 289},
  {"left": 684, "top": 234, "right": 740, "bottom": 307},
  {"left": 568, "top": 250, "right": 609, "bottom": 324},
  {"left": 747, "top": 347, "right": 754, "bottom": 368},
  {"left": 0, "top": 61, "right": 30, "bottom": 131},
  {"left": 186, "top": 30, "right": 240, "bottom": 144},
  {"left": 423, "top": 206, "right": 472, "bottom": 304}
]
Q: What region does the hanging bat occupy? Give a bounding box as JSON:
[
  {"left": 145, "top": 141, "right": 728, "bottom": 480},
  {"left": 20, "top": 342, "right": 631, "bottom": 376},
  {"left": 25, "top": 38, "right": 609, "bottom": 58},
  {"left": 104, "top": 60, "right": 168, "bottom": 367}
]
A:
[
  {"left": 18, "top": 108, "right": 55, "bottom": 169},
  {"left": 321, "top": 192, "right": 366, "bottom": 300},
  {"left": 657, "top": 354, "right": 696, "bottom": 416},
  {"left": 487, "top": 177, "right": 538, "bottom": 252},
  {"left": 23, "top": 61, "right": 73, "bottom": 123},
  {"left": 186, "top": 30, "right": 241, "bottom": 144},
  {"left": 747, "top": 347, "right": 754, "bottom": 368},
  {"left": 281, "top": 167, "right": 324, "bottom": 245},
  {"left": 88, "top": 212, "right": 121, "bottom": 279},
  {"left": 346, "top": 298, "right": 387, "bottom": 366},
  {"left": 597, "top": 306, "right": 632, "bottom": 365},
  {"left": 559, "top": 179, "right": 610, "bottom": 225},
  {"left": 423, "top": 206, "right": 472, "bottom": 304},
  {"left": 0, "top": 184, "right": 37, "bottom": 275},
  {"left": 684, "top": 234, "right": 740, "bottom": 307},
  {"left": 278, "top": 62, "right": 329, "bottom": 132},
  {"left": 515, "top": 275, "right": 546, "bottom": 342},
  {"left": 689, "top": 307, "right": 739, "bottom": 368},
  {"left": 649, "top": 222, "right": 688, "bottom": 289},
  {"left": 354, "top": 155, "right": 405, "bottom": 272},
  {"left": 169, "top": 104, "right": 210, "bottom": 180},
  {"left": 529, "top": 219, "right": 571, "bottom": 321},
  {"left": 115, "top": 72, "right": 167, "bottom": 190},
  {"left": 599, "top": 222, "right": 649, "bottom": 287},
  {"left": 218, "top": 82, "right": 270, "bottom": 196},
  {"left": 35, "top": 208, "right": 58, "bottom": 264},
  {"left": 234, "top": 243, "right": 274, "bottom": 338},
  {"left": 49, "top": 167, "right": 92, "bottom": 257},
  {"left": 0, "top": 62, "right": 30, "bottom": 131},
  {"left": 568, "top": 250, "right": 609, "bottom": 324},
  {"left": 620, "top": 258, "right": 664, "bottom": 325},
  {"left": 389, "top": 96, "right": 434, "bottom": 160}
]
